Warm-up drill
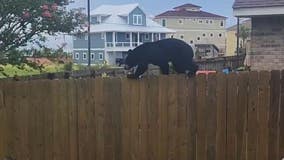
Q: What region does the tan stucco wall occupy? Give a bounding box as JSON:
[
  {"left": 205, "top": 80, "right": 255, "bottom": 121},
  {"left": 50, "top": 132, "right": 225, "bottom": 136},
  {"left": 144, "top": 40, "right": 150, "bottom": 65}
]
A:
[{"left": 155, "top": 17, "right": 226, "bottom": 53}]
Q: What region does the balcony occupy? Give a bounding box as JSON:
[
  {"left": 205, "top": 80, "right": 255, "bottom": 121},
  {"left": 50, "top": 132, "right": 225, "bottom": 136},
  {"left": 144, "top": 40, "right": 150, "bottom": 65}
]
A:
[{"left": 105, "top": 42, "right": 143, "bottom": 51}]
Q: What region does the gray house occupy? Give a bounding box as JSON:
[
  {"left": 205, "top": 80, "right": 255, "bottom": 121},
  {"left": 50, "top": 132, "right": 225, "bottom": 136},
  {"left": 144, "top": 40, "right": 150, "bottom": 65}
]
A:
[
  {"left": 73, "top": 3, "right": 174, "bottom": 65},
  {"left": 233, "top": 0, "right": 284, "bottom": 70}
]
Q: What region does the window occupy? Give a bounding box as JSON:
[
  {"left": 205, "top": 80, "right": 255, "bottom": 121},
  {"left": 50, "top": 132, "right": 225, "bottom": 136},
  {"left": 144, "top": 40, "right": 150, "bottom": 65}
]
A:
[
  {"left": 73, "top": 36, "right": 77, "bottom": 41},
  {"left": 75, "top": 53, "right": 79, "bottom": 60},
  {"left": 206, "top": 20, "right": 209, "bottom": 24},
  {"left": 125, "top": 33, "right": 130, "bottom": 40},
  {"left": 190, "top": 40, "right": 193, "bottom": 44},
  {"left": 210, "top": 20, "right": 213, "bottom": 24},
  {"left": 171, "top": 35, "right": 174, "bottom": 38},
  {"left": 145, "top": 33, "right": 150, "bottom": 40},
  {"left": 162, "top": 19, "right": 166, "bottom": 27},
  {"left": 83, "top": 53, "right": 87, "bottom": 60},
  {"left": 199, "top": 20, "right": 203, "bottom": 23},
  {"left": 219, "top": 33, "right": 222, "bottom": 37},
  {"left": 84, "top": 34, "right": 88, "bottom": 40},
  {"left": 178, "top": 19, "right": 183, "bottom": 24},
  {"left": 98, "top": 53, "right": 103, "bottom": 60},
  {"left": 197, "top": 37, "right": 200, "bottom": 40},
  {"left": 91, "top": 53, "right": 95, "bottom": 60},
  {"left": 221, "top": 21, "right": 224, "bottom": 26},
  {"left": 203, "top": 33, "right": 206, "bottom": 37},
  {"left": 133, "top": 15, "right": 142, "bottom": 25},
  {"left": 180, "top": 35, "right": 184, "bottom": 39},
  {"left": 210, "top": 33, "right": 213, "bottom": 37},
  {"left": 101, "top": 33, "right": 105, "bottom": 39}
]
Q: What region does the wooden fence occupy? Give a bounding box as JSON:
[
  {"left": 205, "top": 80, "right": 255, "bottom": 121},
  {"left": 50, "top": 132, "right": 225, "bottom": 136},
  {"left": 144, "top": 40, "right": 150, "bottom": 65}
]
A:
[{"left": 0, "top": 70, "right": 283, "bottom": 160}]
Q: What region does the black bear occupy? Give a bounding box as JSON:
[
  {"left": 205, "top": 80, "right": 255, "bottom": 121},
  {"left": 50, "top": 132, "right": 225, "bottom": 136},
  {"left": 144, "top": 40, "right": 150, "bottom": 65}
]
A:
[{"left": 124, "top": 38, "right": 198, "bottom": 78}]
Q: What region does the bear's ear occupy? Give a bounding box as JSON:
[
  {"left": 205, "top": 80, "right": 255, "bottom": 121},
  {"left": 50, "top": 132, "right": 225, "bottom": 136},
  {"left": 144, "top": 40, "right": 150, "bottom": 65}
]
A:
[{"left": 127, "top": 49, "right": 133, "bottom": 54}]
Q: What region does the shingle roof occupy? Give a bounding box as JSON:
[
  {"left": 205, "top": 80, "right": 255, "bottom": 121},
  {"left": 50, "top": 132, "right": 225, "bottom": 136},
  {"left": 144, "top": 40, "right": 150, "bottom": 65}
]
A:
[
  {"left": 155, "top": 10, "right": 226, "bottom": 19},
  {"left": 173, "top": 3, "right": 201, "bottom": 10},
  {"left": 90, "top": 3, "right": 139, "bottom": 16},
  {"left": 233, "top": 0, "right": 284, "bottom": 9}
]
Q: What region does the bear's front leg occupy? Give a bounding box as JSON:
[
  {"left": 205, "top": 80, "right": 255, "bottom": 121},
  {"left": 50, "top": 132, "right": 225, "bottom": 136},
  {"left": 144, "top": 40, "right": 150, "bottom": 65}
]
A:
[
  {"left": 127, "top": 63, "right": 148, "bottom": 79},
  {"left": 159, "top": 63, "right": 170, "bottom": 75}
]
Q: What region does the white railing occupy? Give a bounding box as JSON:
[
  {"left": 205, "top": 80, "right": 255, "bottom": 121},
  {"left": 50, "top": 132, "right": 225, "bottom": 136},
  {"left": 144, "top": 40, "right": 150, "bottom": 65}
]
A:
[{"left": 106, "top": 42, "right": 143, "bottom": 48}]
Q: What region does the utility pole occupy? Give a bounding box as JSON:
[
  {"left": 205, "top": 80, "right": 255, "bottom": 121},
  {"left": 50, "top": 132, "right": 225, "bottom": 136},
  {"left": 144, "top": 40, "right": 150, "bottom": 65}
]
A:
[
  {"left": 87, "top": 0, "right": 91, "bottom": 67},
  {"left": 236, "top": 17, "right": 240, "bottom": 56}
]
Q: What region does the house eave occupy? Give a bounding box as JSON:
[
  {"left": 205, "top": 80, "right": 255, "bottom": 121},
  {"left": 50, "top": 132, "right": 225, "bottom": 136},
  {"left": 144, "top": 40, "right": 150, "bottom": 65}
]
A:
[{"left": 233, "top": 6, "right": 284, "bottom": 17}]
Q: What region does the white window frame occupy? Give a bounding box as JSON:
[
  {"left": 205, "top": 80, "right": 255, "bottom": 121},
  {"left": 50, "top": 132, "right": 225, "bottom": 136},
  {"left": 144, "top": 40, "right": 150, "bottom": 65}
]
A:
[
  {"left": 83, "top": 52, "right": 87, "bottom": 60},
  {"left": 162, "top": 19, "right": 166, "bottom": 27},
  {"left": 75, "top": 53, "right": 79, "bottom": 60},
  {"left": 133, "top": 14, "right": 142, "bottom": 25},
  {"left": 91, "top": 53, "right": 95, "bottom": 60},
  {"left": 178, "top": 19, "right": 183, "bottom": 24},
  {"left": 98, "top": 53, "right": 103, "bottom": 60}
]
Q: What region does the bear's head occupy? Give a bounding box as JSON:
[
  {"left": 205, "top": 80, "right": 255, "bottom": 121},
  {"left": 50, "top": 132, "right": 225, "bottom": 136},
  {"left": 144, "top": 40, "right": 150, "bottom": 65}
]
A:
[{"left": 124, "top": 49, "right": 138, "bottom": 70}]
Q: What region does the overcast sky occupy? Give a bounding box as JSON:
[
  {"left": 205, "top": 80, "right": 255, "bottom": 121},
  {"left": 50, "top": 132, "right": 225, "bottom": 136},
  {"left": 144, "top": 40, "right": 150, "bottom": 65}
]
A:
[{"left": 68, "top": 0, "right": 236, "bottom": 27}]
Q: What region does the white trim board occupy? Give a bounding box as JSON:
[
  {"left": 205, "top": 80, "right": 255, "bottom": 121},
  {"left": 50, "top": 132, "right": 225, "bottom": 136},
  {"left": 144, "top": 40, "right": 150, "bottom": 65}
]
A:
[
  {"left": 73, "top": 48, "right": 105, "bottom": 51},
  {"left": 233, "top": 6, "right": 284, "bottom": 17}
]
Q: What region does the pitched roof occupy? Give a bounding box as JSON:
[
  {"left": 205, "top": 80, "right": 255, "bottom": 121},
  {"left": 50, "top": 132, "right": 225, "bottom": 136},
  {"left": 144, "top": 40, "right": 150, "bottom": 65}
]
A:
[
  {"left": 233, "top": 0, "right": 284, "bottom": 9},
  {"left": 88, "top": 3, "right": 174, "bottom": 33},
  {"left": 156, "top": 10, "right": 226, "bottom": 19},
  {"left": 173, "top": 3, "right": 201, "bottom": 9},
  {"left": 90, "top": 3, "right": 139, "bottom": 16}
]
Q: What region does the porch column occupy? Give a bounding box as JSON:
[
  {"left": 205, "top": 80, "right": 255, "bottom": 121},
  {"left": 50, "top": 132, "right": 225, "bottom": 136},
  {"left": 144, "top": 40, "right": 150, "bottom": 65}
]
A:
[
  {"left": 112, "top": 32, "right": 116, "bottom": 47},
  {"left": 137, "top": 32, "right": 140, "bottom": 45},
  {"left": 151, "top": 33, "right": 154, "bottom": 42},
  {"left": 158, "top": 33, "right": 161, "bottom": 40},
  {"left": 130, "top": 32, "right": 133, "bottom": 47}
]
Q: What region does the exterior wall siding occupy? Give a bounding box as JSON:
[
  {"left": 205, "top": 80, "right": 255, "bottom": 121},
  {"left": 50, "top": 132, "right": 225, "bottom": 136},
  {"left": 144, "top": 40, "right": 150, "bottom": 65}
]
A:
[
  {"left": 249, "top": 16, "right": 284, "bottom": 70},
  {"left": 73, "top": 33, "right": 105, "bottom": 49},
  {"left": 129, "top": 7, "right": 146, "bottom": 26}
]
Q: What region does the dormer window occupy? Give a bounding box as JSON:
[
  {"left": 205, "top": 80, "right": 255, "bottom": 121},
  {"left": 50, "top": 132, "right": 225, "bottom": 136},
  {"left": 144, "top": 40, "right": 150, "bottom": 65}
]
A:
[{"left": 133, "top": 15, "right": 142, "bottom": 25}]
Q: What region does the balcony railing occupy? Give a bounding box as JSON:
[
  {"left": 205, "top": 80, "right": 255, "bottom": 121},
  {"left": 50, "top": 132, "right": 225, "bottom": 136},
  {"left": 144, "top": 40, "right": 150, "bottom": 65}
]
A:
[{"left": 106, "top": 42, "right": 142, "bottom": 48}]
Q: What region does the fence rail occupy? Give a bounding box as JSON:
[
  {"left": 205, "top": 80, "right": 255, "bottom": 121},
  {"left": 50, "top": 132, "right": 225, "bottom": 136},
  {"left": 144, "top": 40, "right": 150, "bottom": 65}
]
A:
[{"left": 0, "top": 71, "right": 283, "bottom": 160}]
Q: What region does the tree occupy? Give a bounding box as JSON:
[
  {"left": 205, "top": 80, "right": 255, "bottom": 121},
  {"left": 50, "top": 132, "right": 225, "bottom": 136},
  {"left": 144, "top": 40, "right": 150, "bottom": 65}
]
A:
[
  {"left": 0, "top": 0, "right": 85, "bottom": 53},
  {"left": 239, "top": 26, "right": 250, "bottom": 49}
]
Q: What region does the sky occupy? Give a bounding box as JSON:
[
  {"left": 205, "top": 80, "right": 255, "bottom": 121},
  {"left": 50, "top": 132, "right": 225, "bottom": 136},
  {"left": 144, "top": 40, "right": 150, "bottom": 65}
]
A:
[{"left": 68, "top": 0, "right": 237, "bottom": 27}]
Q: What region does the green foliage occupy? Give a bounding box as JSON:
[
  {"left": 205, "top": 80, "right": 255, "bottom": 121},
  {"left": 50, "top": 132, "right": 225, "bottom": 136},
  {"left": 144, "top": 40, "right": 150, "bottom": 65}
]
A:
[
  {"left": 238, "top": 26, "right": 250, "bottom": 48},
  {"left": 63, "top": 62, "right": 73, "bottom": 72},
  {"left": 0, "top": 0, "right": 85, "bottom": 53}
]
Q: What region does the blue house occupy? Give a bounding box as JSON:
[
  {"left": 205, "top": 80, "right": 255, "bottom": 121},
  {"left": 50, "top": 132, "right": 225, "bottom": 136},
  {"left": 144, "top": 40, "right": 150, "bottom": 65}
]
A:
[{"left": 72, "top": 3, "right": 174, "bottom": 65}]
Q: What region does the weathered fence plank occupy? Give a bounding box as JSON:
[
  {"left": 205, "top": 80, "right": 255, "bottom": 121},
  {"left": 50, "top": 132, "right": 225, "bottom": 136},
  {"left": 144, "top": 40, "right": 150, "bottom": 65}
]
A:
[
  {"left": 227, "top": 73, "right": 238, "bottom": 160},
  {"left": 268, "top": 70, "right": 281, "bottom": 160},
  {"left": 236, "top": 72, "right": 249, "bottom": 160},
  {"left": 257, "top": 71, "right": 270, "bottom": 160},
  {"left": 215, "top": 73, "right": 227, "bottom": 160},
  {"left": 279, "top": 70, "right": 284, "bottom": 159},
  {"left": 196, "top": 74, "right": 207, "bottom": 160}
]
